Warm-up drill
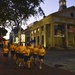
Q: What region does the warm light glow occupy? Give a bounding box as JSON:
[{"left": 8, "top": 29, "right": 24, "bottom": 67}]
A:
[
  {"left": 63, "top": 2, "right": 66, "bottom": 5},
  {"left": 15, "top": 37, "right": 19, "bottom": 43},
  {"left": 21, "top": 34, "right": 25, "bottom": 42},
  {"left": 60, "top": 2, "right": 63, "bottom": 6}
]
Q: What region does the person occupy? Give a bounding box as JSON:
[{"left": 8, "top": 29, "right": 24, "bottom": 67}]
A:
[
  {"left": 32, "top": 45, "right": 38, "bottom": 65},
  {"left": 13, "top": 44, "right": 19, "bottom": 62},
  {"left": 23, "top": 45, "right": 31, "bottom": 69},
  {"left": 15, "top": 44, "right": 19, "bottom": 65},
  {"left": 3, "top": 45, "right": 9, "bottom": 63},
  {"left": 18, "top": 43, "right": 26, "bottom": 66},
  {"left": 37, "top": 45, "right": 46, "bottom": 69},
  {"left": 12, "top": 43, "right": 18, "bottom": 61},
  {"left": 27, "top": 43, "right": 34, "bottom": 64},
  {"left": 9, "top": 44, "right": 15, "bottom": 59}
]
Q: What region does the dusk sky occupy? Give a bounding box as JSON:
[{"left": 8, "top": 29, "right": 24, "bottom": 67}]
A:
[
  {"left": 4, "top": 0, "right": 75, "bottom": 39},
  {"left": 26, "top": 0, "right": 75, "bottom": 25}
]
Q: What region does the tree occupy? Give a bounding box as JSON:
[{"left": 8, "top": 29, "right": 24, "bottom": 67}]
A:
[
  {"left": 0, "top": 0, "right": 45, "bottom": 28},
  {"left": 0, "top": 28, "right": 8, "bottom": 36},
  {"left": 0, "top": 0, "right": 45, "bottom": 45}
]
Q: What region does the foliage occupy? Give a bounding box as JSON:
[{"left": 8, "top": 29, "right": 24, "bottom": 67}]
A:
[
  {"left": 0, "top": 28, "right": 8, "bottom": 36},
  {"left": 0, "top": 0, "right": 45, "bottom": 27}
]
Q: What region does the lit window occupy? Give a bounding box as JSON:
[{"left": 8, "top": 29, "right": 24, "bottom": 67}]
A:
[
  {"left": 31, "top": 31, "right": 33, "bottom": 34},
  {"left": 21, "top": 34, "right": 25, "bottom": 42},
  {"left": 60, "top": 2, "right": 63, "bottom": 6},
  {"left": 34, "top": 30, "right": 36, "bottom": 33},
  {"left": 37, "top": 28, "right": 40, "bottom": 31},
  {"left": 63, "top": 2, "right": 66, "bottom": 5}
]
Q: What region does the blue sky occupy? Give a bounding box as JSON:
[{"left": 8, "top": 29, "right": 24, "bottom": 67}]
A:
[
  {"left": 41, "top": 0, "right": 75, "bottom": 16},
  {"left": 26, "top": 0, "right": 75, "bottom": 25}
]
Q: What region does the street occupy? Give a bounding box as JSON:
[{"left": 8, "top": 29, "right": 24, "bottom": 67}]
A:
[{"left": 0, "top": 48, "right": 75, "bottom": 75}]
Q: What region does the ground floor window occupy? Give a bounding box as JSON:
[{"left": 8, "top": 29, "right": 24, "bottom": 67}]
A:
[
  {"left": 37, "top": 36, "right": 39, "bottom": 45},
  {"left": 42, "top": 35, "right": 44, "bottom": 46}
]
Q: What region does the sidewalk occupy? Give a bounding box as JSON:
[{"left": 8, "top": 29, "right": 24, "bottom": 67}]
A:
[
  {"left": 44, "top": 50, "right": 75, "bottom": 73},
  {"left": 0, "top": 48, "right": 75, "bottom": 75}
]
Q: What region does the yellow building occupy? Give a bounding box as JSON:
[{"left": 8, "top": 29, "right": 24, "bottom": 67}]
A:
[{"left": 25, "top": 0, "right": 75, "bottom": 49}]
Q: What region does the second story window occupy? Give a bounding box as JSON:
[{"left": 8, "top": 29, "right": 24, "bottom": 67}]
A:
[
  {"left": 37, "top": 28, "right": 40, "bottom": 31},
  {"left": 63, "top": 2, "right": 66, "bottom": 5},
  {"left": 34, "top": 30, "right": 36, "bottom": 33},
  {"left": 31, "top": 31, "right": 33, "bottom": 34},
  {"left": 70, "top": 12, "right": 74, "bottom": 17},
  {"left": 41, "top": 26, "right": 44, "bottom": 31}
]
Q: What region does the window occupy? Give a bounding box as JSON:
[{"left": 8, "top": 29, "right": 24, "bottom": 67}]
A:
[
  {"left": 60, "top": 2, "right": 66, "bottom": 6},
  {"left": 41, "top": 26, "right": 44, "bottom": 31},
  {"left": 63, "top": 2, "right": 66, "bottom": 5},
  {"left": 70, "top": 13, "right": 74, "bottom": 17},
  {"left": 37, "top": 28, "right": 40, "bottom": 31},
  {"left": 42, "top": 35, "right": 44, "bottom": 45},
  {"left": 37, "top": 36, "right": 39, "bottom": 45},
  {"left": 34, "top": 37, "right": 36, "bottom": 43},
  {"left": 54, "top": 25, "right": 65, "bottom": 37},
  {"left": 60, "top": 2, "right": 63, "bottom": 6},
  {"left": 34, "top": 30, "right": 36, "bottom": 33},
  {"left": 31, "top": 31, "right": 33, "bottom": 34}
]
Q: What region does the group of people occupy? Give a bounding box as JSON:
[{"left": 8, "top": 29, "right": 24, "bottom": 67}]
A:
[{"left": 3, "top": 43, "right": 46, "bottom": 69}]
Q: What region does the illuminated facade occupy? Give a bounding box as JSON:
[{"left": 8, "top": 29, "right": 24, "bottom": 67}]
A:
[{"left": 26, "top": 6, "right": 75, "bottom": 49}]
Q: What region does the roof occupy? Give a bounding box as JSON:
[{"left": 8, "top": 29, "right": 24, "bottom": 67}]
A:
[{"left": 51, "top": 6, "right": 75, "bottom": 16}]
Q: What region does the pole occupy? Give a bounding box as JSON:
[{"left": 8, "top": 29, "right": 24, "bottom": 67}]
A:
[{"left": 18, "top": 25, "right": 21, "bottom": 45}]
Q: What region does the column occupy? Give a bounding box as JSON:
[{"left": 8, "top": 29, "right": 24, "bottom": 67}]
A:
[
  {"left": 51, "top": 23, "right": 55, "bottom": 48},
  {"left": 44, "top": 25, "right": 46, "bottom": 47},
  {"left": 65, "top": 24, "right": 68, "bottom": 47}
]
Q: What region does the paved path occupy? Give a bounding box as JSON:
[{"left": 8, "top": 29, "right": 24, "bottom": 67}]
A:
[
  {"left": 0, "top": 48, "right": 75, "bottom": 75},
  {"left": 44, "top": 50, "right": 75, "bottom": 73}
]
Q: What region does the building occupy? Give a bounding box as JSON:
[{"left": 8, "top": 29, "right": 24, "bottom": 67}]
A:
[
  {"left": 25, "top": 0, "right": 75, "bottom": 49},
  {"left": 9, "top": 26, "right": 25, "bottom": 45},
  {"left": 24, "top": 26, "right": 31, "bottom": 43}
]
